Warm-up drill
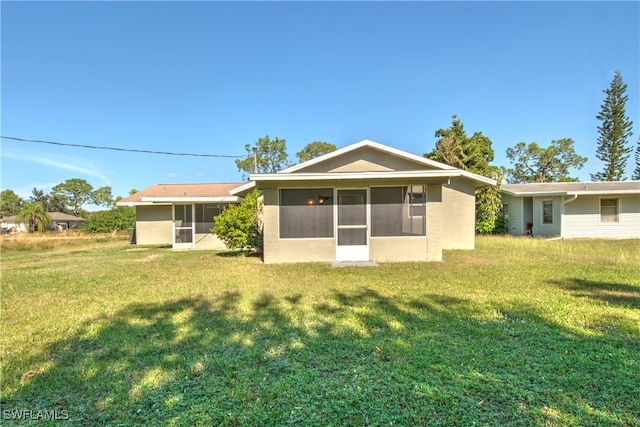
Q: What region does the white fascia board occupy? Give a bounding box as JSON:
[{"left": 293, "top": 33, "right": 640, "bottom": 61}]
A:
[
  {"left": 458, "top": 170, "right": 496, "bottom": 186},
  {"left": 229, "top": 181, "right": 256, "bottom": 196},
  {"left": 116, "top": 201, "right": 170, "bottom": 206},
  {"left": 252, "top": 170, "right": 467, "bottom": 182},
  {"left": 281, "top": 139, "right": 456, "bottom": 174},
  {"left": 140, "top": 196, "right": 241, "bottom": 203},
  {"left": 502, "top": 189, "right": 640, "bottom": 197},
  {"left": 500, "top": 189, "right": 571, "bottom": 197},
  {"left": 570, "top": 190, "right": 640, "bottom": 196}
]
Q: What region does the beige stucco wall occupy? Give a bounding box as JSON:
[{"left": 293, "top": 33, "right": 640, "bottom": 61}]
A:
[
  {"left": 135, "top": 205, "right": 172, "bottom": 245},
  {"left": 261, "top": 178, "right": 479, "bottom": 263},
  {"left": 438, "top": 178, "right": 476, "bottom": 250},
  {"left": 296, "top": 147, "right": 438, "bottom": 174},
  {"left": 369, "top": 237, "right": 430, "bottom": 262},
  {"left": 194, "top": 233, "right": 228, "bottom": 250}
]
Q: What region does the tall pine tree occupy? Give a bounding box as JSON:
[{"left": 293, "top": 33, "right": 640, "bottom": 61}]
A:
[
  {"left": 633, "top": 136, "right": 640, "bottom": 180},
  {"left": 591, "top": 71, "right": 633, "bottom": 181}
]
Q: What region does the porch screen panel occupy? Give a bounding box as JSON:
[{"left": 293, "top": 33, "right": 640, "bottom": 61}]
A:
[
  {"left": 174, "top": 205, "right": 193, "bottom": 243},
  {"left": 338, "top": 228, "right": 367, "bottom": 245},
  {"left": 371, "top": 187, "right": 403, "bottom": 236},
  {"left": 337, "top": 192, "right": 366, "bottom": 226},
  {"left": 195, "top": 204, "right": 221, "bottom": 233},
  {"left": 280, "top": 189, "right": 333, "bottom": 238},
  {"left": 403, "top": 185, "right": 426, "bottom": 236},
  {"left": 371, "top": 186, "right": 425, "bottom": 236}
]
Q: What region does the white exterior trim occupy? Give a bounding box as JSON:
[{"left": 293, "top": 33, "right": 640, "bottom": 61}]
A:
[
  {"left": 142, "top": 196, "right": 240, "bottom": 203},
  {"left": 250, "top": 170, "right": 495, "bottom": 186},
  {"left": 598, "top": 196, "right": 621, "bottom": 225}
]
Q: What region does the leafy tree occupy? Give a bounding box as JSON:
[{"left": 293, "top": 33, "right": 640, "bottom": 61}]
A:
[
  {"left": 425, "top": 115, "right": 504, "bottom": 234},
  {"left": 425, "top": 115, "right": 494, "bottom": 172},
  {"left": 92, "top": 186, "right": 114, "bottom": 208},
  {"left": 476, "top": 167, "right": 507, "bottom": 234},
  {"left": 504, "top": 139, "right": 587, "bottom": 183},
  {"left": 0, "top": 189, "right": 24, "bottom": 217},
  {"left": 235, "top": 136, "right": 288, "bottom": 179},
  {"left": 591, "top": 70, "right": 633, "bottom": 181},
  {"left": 296, "top": 141, "right": 337, "bottom": 163},
  {"left": 633, "top": 136, "right": 640, "bottom": 180},
  {"left": 17, "top": 202, "right": 52, "bottom": 232},
  {"left": 29, "top": 188, "right": 69, "bottom": 213},
  {"left": 212, "top": 189, "right": 263, "bottom": 253},
  {"left": 83, "top": 206, "right": 135, "bottom": 233},
  {"left": 51, "top": 178, "right": 95, "bottom": 216}
]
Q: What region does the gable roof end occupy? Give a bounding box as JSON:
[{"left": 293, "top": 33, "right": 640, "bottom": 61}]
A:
[{"left": 281, "top": 139, "right": 458, "bottom": 174}]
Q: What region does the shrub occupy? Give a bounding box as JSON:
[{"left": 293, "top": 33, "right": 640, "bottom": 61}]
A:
[
  {"left": 212, "top": 189, "right": 262, "bottom": 253},
  {"left": 83, "top": 206, "right": 135, "bottom": 233}
]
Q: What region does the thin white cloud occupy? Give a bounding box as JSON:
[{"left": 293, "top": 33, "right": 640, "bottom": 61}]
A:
[
  {"left": 11, "top": 182, "right": 60, "bottom": 199},
  {"left": 196, "top": 172, "right": 204, "bottom": 176},
  {"left": 167, "top": 172, "right": 177, "bottom": 177},
  {"left": 2, "top": 150, "right": 108, "bottom": 182}
]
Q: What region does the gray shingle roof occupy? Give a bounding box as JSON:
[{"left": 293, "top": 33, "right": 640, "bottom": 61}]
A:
[
  {"left": 502, "top": 181, "right": 640, "bottom": 195},
  {"left": 118, "top": 183, "right": 247, "bottom": 204},
  {"left": 1, "top": 212, "right": 85, "bottom": 222}
]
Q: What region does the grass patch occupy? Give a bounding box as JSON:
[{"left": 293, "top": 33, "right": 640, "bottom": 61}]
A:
[{"left": 1, "top": 236, "right": 639, "bottom": 425}]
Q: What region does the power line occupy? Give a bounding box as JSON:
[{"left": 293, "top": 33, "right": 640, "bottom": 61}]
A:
[{"left": 0, "top": 135, "right": 245, "bottom": 158}]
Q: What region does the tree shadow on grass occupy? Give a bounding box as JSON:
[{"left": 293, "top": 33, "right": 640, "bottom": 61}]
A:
[
  {"left": 549, "top": 278, "right": 640, "bottom": 309},
  {"left": 2, "top": 289, "right": 638, "bottom": 425}
]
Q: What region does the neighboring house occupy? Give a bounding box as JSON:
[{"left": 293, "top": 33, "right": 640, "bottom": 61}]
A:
[
  {"left": 232, "top": 139, "right": 495, "bottom": 263},
  {"left": 117, "top": 183, "right": 244, "bottom": 249},
  {"left": 0, "top": 212, "right": 85, "bottom": 232},
  {"left": 501, "top": 182, "right": 640, "bottom": 238}
]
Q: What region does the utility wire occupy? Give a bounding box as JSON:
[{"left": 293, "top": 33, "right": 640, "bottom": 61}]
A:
[{"left": 0, "top": 135, "right": 245, "bottom": 158}]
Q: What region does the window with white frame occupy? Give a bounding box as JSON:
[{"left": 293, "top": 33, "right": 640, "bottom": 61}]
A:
[
  {"left": 371, "top": 186, "right": 425, "bottom": 237},
  {"left": 600, "top": 198, "right": 619, "bottom": 223},
  {"left": 279, "top": 188, "right": 333, "bottom": 238},
  {"left": 542, "top": 200, "right": 553, "bottom": 224},
  {"left": 409, "top": 189, "right": 425, "bottom": 218}
]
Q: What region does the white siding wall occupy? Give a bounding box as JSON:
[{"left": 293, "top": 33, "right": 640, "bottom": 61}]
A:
[
  {"left": 532, "top": 196, "right": 562, "bottom": 236},
  {"left": 502, "top": 194, "right": 524, "bottom": 235},
  {"left": 563, "top": 194, "right": 640, "bottom": 238}
]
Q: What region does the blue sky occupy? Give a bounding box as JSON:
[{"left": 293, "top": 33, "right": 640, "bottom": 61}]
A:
[{"left": 2, "top": 1, "right": 639, "bottom": 205}]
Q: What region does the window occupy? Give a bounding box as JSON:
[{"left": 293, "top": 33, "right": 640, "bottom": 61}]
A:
[
  {"left": 409, "top": 190, "right": 425, "bottom": 217},
  {"left": 600, "top": 198, "right": 619, "bottom": 223},
  {"left": 371, "top": 186, "right": 425, "bottom": 237},
  {"left": 542, "top": 200, "right": 553, "bottom": 224},
  {"left": 279, "top": 188, "right": 333, "bottom": 238},
  {"left": 503, "top": 204, "right": 510, "bottom": 222}
]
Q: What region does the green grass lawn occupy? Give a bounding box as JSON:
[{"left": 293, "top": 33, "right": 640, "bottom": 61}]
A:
[{"left": 1, "top": 236, "right": 639, "bottom": 425}]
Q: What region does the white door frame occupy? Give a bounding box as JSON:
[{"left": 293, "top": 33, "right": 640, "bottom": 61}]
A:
[
  {"left": 172, "top": 204, "right": 195, "bottom": 249},
  {"left": 335, "top": 188, "right": 369, "bottom": 262}
]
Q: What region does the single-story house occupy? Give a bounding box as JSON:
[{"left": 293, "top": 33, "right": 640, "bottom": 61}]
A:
[
  {"left": 0, "top": 212, "right": 85, "bottom": 232},
  {"left": 233, "top": 139, "right": 495, "bottom": 263},
  {"left": 500, "top": 181, "right": 640, "bottom": 238},
  {"left": 117, "top": 183, "right": 244, "bottom": 249}
]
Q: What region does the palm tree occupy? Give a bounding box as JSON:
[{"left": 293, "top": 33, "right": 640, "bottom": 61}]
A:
[{"left": 16, "top": 202, "right": 52, "bottom": 232}]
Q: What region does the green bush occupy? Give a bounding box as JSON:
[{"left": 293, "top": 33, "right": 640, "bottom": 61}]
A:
[
  {"left": 212, "top": 189, "right": 262, "bottom": 253},
  {"left": 83, "top": 206, "right": 135, "bottom": 233}
]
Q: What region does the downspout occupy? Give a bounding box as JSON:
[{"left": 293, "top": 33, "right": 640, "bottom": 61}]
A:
[{"left": 561, "top": 194, "right": 578, "bottom": 237}]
